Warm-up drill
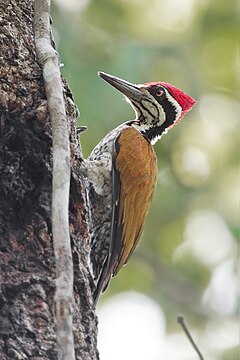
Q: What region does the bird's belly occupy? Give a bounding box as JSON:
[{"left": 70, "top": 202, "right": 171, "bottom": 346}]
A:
[
  {"left": 89, "top": 185, "right": 112, "bottom": 280},
  {"left": 87, "top": 137, "right": 114, "bottom": 280},
  {"left": 86, "top": 124, "right": 128, "bottom": 280}
]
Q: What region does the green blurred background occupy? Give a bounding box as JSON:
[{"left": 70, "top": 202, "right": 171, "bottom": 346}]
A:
[{"left": 52, "top": 0, "right": 238, "bottom": 359}]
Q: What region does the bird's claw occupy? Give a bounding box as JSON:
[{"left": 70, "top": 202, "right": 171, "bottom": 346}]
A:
[{"left": 77, "top": 126, "right": 88, "bottom": 134}]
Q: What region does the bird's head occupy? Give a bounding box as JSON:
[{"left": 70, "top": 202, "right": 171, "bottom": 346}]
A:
[{"left": 98, "top": 71, "right": 196, "bottom": 144}]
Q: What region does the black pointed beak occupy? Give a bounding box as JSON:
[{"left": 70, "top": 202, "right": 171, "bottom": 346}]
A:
[{"left": 98, "top": 71, "right": 142, "bottom": 102}]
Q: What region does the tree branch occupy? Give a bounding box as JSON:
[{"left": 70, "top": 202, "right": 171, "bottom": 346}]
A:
[
  {"left": 177, "top": 316, "right": 204, "bottom": 360},
  {"left": 33, "top": 1, "right": 75, "bottom": 359}
]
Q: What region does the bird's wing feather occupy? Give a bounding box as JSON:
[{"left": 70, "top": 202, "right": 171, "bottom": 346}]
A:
[{"left": 102, "top": 126, "right": 157, "bottom": 291}]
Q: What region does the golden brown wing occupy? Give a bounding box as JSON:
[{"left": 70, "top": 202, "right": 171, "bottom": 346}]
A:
[
  {"left": 109, "top": 126, "right": 157, "bottom": 280},
  {"left": 94, "top": 126, "right": 157, "bottom": 303}
]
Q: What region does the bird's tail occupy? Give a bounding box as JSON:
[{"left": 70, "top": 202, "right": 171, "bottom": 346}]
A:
[{"left": 93, "top": 258, "right": 113, "bottom": 306}]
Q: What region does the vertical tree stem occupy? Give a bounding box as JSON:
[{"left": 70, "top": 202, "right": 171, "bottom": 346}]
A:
[{"left": 33, "top": 1, "right": 75, "bottom": 359}]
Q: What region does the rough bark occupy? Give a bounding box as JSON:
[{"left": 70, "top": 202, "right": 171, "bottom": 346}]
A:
[{"left": 0, "top": 1, "right": 98, "bottom": 359}]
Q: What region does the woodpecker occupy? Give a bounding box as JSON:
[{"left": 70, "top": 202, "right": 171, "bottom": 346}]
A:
[{"left": 82, "top": 72, "right": 196, "bottom": 304}]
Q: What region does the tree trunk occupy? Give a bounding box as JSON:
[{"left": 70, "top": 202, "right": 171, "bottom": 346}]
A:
[{"left": 0, "top": 1, "right": 98, "bottom": 359}]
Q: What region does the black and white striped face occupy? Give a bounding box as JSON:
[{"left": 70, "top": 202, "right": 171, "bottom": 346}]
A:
[
  {"left": 129, "top": 84, "right": 182, "bottom": 144},
  {"left": 98, "top": 72, "right": 196, "bottom": 145}
]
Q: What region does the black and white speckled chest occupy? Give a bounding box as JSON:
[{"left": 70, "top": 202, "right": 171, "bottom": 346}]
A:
[{"left": 84, "top": 123, "right": 128, "bottom": 281}]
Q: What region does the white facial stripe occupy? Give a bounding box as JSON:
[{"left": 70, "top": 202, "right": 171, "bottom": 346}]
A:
[{"left": 164, "top": 89, "right": 182, "bottom": 124}]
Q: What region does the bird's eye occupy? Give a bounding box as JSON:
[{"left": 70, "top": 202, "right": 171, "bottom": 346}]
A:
[{"left": 156, "top": 89, "right": 164, "bottom": 97}]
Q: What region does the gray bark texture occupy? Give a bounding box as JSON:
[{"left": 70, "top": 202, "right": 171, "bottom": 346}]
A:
[{"left": 0, "top": 0, "right": 98, "bottom": 359}]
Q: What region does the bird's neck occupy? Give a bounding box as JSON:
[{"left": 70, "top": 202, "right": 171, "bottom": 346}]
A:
[
  {"left": 129, "top": 120, "right": 168, "bottom": 145},
  {"left": 141, "top": 125, "right": 166, "bottom": 144}
]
